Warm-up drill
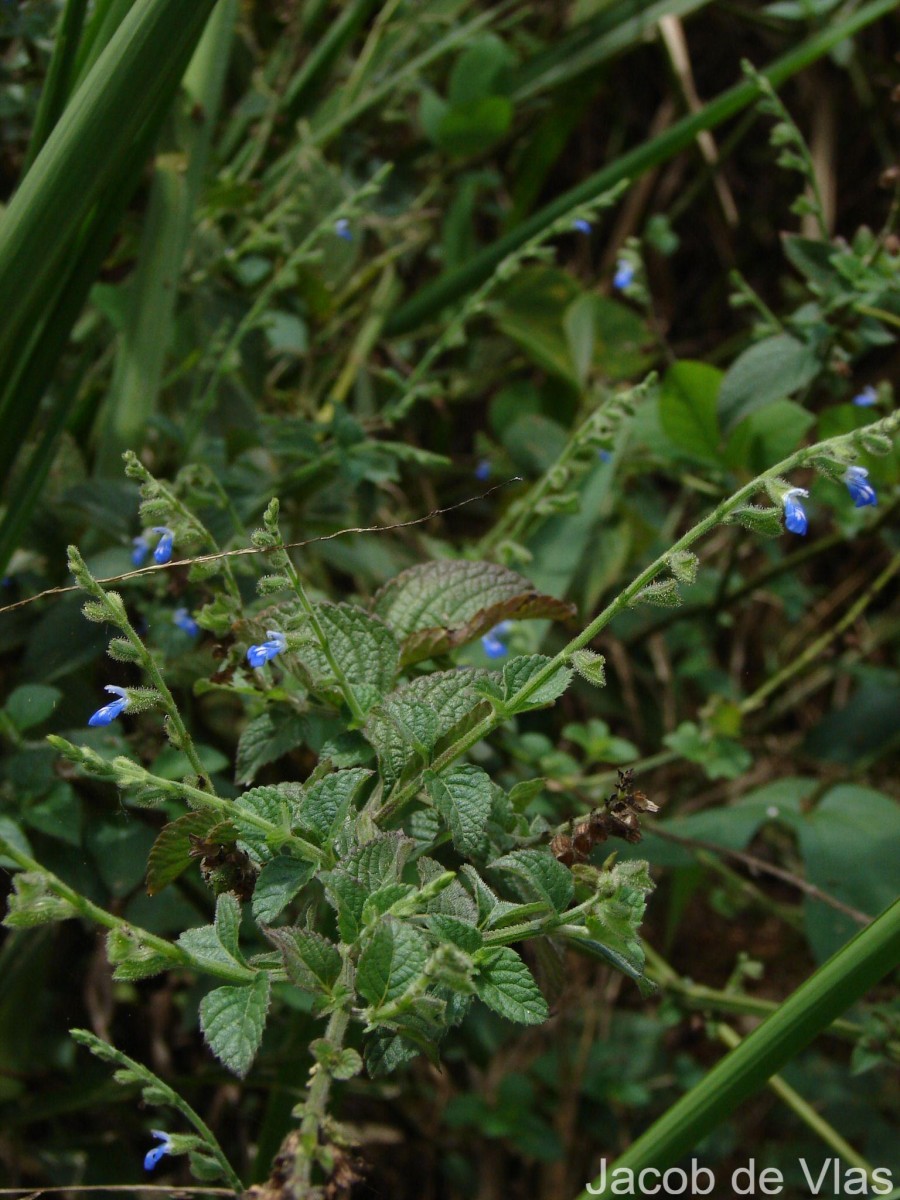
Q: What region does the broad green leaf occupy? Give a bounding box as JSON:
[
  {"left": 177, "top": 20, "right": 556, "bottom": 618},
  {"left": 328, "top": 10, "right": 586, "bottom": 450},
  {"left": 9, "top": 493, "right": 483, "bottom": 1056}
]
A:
[
  {"left": 22, "top": 782, "right": 82, "bottom": 846},
  {"left": 365, "top": 1031, "right": 421, "bottom": 1078},
  {"left": 584, "top": 861, "right": 655, "bottom": 988},
  {"left": 306, "top": 603, "right": 400, "bottom": 711},
  {"left": 490, "top": 849, "right": 573, "bottom": 912},
  {"left": 3, "top": 872, "right": 76, "bottom": 928},
  {"left": 178, "top": 905, "right": 254, "bottom": 981},
  {"left": 659, "top": 361, "right": 722, "bottom": 461},
  {"left": 293, "top": 768, "right": 372, "bottom": 844},
  {"left": 501, "top": 655, "right": 572, "bottom": 711},
  {"left": 365, "top": 669, "right": 491, "bottom": 789},
  {"left": 356, "top": 919, "right": 430, "bottom": 1008},
  {"left": 200, "top": 974, "right": 271, "bottom": 1078},
  {"left": 473, "top": 946, "right": 548, "bottom": 1024},
  {"left": 214, "top": 894, "right": 244, "bottom": 960},
  {"left": 264, "top": 927, "right": 342, "bottom": 994},
  {"left": 321, "top": 870, "right": 369, "bottom": 943},
  {"left": 3, "top": 684, "right": 62, "bottom": 732},
  {"left": 447, "top": 33, "right": 515, "bottom": 107},
  {"left": 718, "top": 334, "right": 820, "bottom": 431},
  {"left": 235, "top": 707, "right": 307, "bottom": 785},
  {"left": 371, "top": 561, "right": 574, "bottom": 667},
  {"left": 251, "top": 856, "right": 314, "bottom": 924},
  {"left": 724, "top": 398, "right": 815, "bottom": 473},
  {"left": 427, "top": 914, "right": 483, "bottom": 954},
  {"left": 437, "top": 96, "right": 513, "bottom": 158},
  {"left": 341, "top": 831, "right": 416, "bottom": 893},
  {"left": 425, "top": 764, "right": 493, "bottom": 856},
  {"left": 0, "top": 817, "right": 33, "bottom": 868},
  {"left": 418, "top": 857, "right": 479, "bottom": 922},
  {"left": 146, "top": 810, "right": 218, "bottom": 896},
  {"left": 232, "top": 783, "right": 300, "bottom": 863},
  {"left": 563, "top": 294, "right": 596, "bottom": 388}
]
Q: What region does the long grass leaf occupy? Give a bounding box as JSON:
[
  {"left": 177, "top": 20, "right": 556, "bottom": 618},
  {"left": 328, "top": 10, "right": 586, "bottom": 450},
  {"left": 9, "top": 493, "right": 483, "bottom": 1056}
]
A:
[{"left": 23, "top": 0, "right": 89, "bottom": 171}]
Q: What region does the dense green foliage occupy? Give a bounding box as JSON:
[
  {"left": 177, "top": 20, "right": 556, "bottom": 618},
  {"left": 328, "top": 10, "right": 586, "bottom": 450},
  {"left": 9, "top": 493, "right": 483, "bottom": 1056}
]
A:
[{"left": 0, "top": 2, "right": 898, "bottom": 1197}]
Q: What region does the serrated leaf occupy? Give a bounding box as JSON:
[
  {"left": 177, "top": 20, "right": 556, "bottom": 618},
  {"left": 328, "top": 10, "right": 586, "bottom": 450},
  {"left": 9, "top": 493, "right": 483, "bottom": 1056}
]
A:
[
  {"left": 501, "top": 654, "right": 572, "bottom": 711},
  {"left": 200, "top": 974, "right": 271, "bottom": 1077},
  {"left": 214, "top": 894, "right": 244, "bottom": 960},
  {"left": 178, "top": 905, "right": 254, "bottom": 981},
  {"left": 365, "top": 1031, "right": 420, "bottom": 1077},
  {"left": 293, "top": 768, "right": 372, "bottom": 844},
  {"left": 371, "top": 560, "right": 574, "bottom": 667},
  {"left": 304, "top": 603, "right": 399, "bottom": 710},
  {"left": 146, "top": 810, "right": 218, "bottom": 896},
  {"left": 484, "top": 899, "right": 552, "bottom": 929},
  {"left": 459, "top": 864, "right": 501, "bottom": 923},
  {"left": 264, "top": 927, "right": 342, "bottom": 993},
  {"left": 365, "top": 669, "right": 491, "bottom": 790},
  {"left": 473, "top": 946, "right": 548, "bottom": 1024},
  {"left": 491, "top": 849, "right": 574, "bottom": 912},
  {"left": 571, "top": 649, "right": 606, "bottom": 688},
  {"left": 356, "top": 918, "right": 429, "bottom": 1008},
  {"left": 321, "top": 870, "right": 369, "bottom": 942},
  {"left": 427, "top": 914, "right": 483, "bottom": 953},
  {"left": 233, "top": 783, "right": 300, "bottom": 863},
  {"left": 3, "top": 872, "right": 76, "bottom": 927},
  {"left": 418, "top": 857, "right": 479, "bottom": 921},
  {"left": 425, "top": 764, "right": 492, "bottom": 856},
  {"left": 341, "top": 831, "right": 415, "bottom": 892},
  {"left": 251, "top": 856, "right": 314, "bottom": 923},
  {"left": 235, "top": 708, "right": 307, "bottom": 785}
]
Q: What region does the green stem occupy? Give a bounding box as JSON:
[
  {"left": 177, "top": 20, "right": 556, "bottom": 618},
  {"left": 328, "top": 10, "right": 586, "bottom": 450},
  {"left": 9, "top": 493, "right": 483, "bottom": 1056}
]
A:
[
  {"left": 0, "top": 837, "right": 257, "bottom": 986},
  {"left": 575, "top": 896, "right": 900, "bottom": 1198},
  {"left": 375, "top": 413, "right": 899, "bottom": 826}
]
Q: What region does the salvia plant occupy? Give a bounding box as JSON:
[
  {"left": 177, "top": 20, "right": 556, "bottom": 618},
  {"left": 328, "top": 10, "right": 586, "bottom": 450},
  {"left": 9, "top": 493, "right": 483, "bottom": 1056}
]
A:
[{"left": 2, "top": 401, "right": 897, "bottom": 1193}]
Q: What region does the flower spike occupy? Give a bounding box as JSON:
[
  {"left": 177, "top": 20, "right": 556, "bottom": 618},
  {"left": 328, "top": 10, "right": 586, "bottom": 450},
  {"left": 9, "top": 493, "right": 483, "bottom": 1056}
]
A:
[
  {"left": 844, "top": 466, "right": 877, "bottom": 508},
  {"left": 144, "top": 1130, "right": 174, "bottom": 1172},
  {"left": 88, "top": 685, "right": 130, "bottom": 727},
  {"left": 152, "top": 527, "right": 175, "bottom": 565},
  {"left": 782, "top": 487, "right": 809, "bottom": 535},
  {"left": 247, "top": 629, "right": 287, "bottom": 668}
]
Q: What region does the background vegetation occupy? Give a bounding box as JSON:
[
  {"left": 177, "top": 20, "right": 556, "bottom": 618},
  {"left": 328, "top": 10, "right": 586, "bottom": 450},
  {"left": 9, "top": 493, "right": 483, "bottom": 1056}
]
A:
[{"left": 0, "top": 1, "right": 898, "bottom": 1197}]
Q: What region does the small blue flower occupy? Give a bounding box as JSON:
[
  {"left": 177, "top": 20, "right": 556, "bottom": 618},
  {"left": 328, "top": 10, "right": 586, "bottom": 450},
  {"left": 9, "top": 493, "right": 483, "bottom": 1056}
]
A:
[
  {"left": 173, "top": 607, "right": 199, "bottom": 637},
  {"left": 852, "top": 385, "right": 877, "bottom": 407},
  {"left": 481, "top": 621, "right": 513, "bottom": 659},
  {"left": 144, "top": 1130, "right": 174, "bottom": 1172},
  {"left": 844, "top": 465, "right": 877, "bottom": 508},
  {"left": 152, "top": 527, "right": 175, "bottom": 565},
  {"left": 613, "top": 259, "right": 634, "bottom": 290},
  {"left": 572, "top": 218, "right": 592, "bottom": 235},
  {"left": 247, "top": 629, "right": 287, "bottom": 668},
  {"left": 335, "top": 218, "right": 352, "bottom": 241},
  {"left": 131, "top": 535, "right": 151, "bottom": 566},
  {"left": 597, "top": 449, "right": 612, "bottom": 463},
  {"left": 782, "top": 487, "right": 809, "bottom": 535},
  {"left": 88, "top": 685, "right": 130, "bottom": 727},
  {"left": 474, "top": 459, "right": 491, "bottom": 481}
]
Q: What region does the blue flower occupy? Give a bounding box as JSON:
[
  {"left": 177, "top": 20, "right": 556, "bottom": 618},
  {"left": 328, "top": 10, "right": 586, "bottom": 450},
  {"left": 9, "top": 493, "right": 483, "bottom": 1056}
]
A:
[
  {"left": 247, "top": 629, "right": 287, "bottom": 668},
  {"left": 131, "top": 535, "right": 150, "bottom": 566},
  {"left": 88, "top": 685, "right": 130, "bottom": 727},
  {"left": 335, "top": 218, "right": 352, "bottom": 241},
  {"left": 597, "top": 449, "right": 612, "bottom": 463},
  {"left": 852, "top": 385, "right": 877, "bottom": 407},
  {"left": 572, "top": 218, "right": 592, "bottom": 235},
  {"left": 152, "top": 527, "right": 175, "bottom": 565},
  {"left": 144, "top": 1130, "right": 174, "bottom": 1172},
  {"left": 782, "top": 487, "right": 809, "bottom": 535},
  {"left": 474, "top": 459, "right": 491, "bottom": 481},
  {"left": 173, "top": 607, "right": 199, "bottom": 637},
  {"left": 481, "top": 621, "right": 513, "bottom": 659},
  {"left": 613, "top": 259, "right": 634, "bottom": 290},
  {"left": 844, "top": 465, "right": 877, "bottom": 508}
]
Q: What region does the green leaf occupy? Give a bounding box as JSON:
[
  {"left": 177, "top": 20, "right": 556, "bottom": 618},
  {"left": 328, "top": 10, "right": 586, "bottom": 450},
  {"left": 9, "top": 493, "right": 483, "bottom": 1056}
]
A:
[
  {"left": 199, "top": 973, "right": 271, "bottom": 1078},
  {"left": 563, "top": 294, "right": 596, "bottom": 388},
  {"left": 659, "top": 361, "right": 722, "bottom": 461},
  {"left": 214, "top": 894, "right": 244, "bottom": 960},
  {"left": 365, "top": 669, "right": 491, "bottom": 790},
  {"left": 490, "top": 849, "right": 574, "bottom": 912},
  {"left": 251, "top": 856, "right": 314, "bottom": 924},
  {"left": 357, "top": 918, "right": 430, "bottom": 1008},
  {"left": 425, "top": 764, "right": 493, "bottom": 856},
  {"left": 264, "top": 927, "right": 342, "bottom": 994},
  {"left": 146, "top": 810, "right": 218, "bottom": 896},
  {"left": 436, "top": 96, "right": 513, "bottom": 158},
  {"left": 371, "top": 560, "right": 574, "bottom": 667},
  {"left": 232, "top": 783, "right": 299, "bottom": 863},
  {"left": 177, "top": 900, "right": 254, "bottom": 981},
  {"left": 663, "top": 721, "right": 752, "bottom": 781},
  {"left": 3, "top": 684, "right": 62, "bottom": 732},
  {"left": 341, "top": 831, "right": 416, "bottom": 893},
  {"left": 307, "top": 603, "right": 400, "bottom": 711},
  {"left": 106, "top": 927, "right": 173, "bottom": 981},
  {"left": 473, "top": 946, "right": 548, "bottom": 1025},
  {"left": 3, "top": 872, "right": 76, "bottom": 928},
  {"left": 427, "top": 914, "right": 483, "bottom": 954},
  {"left": 0, "top": 816, "right": 33, "bottom": 868},
  {"left": 235, "top": 707, "right": 307, "bottom": 785},
  {"left": 447, "top": 33, "right": 515, "bottom": 107},
  {"left": 718, "top": 334, "right": 820, "bottom": 432},
  {"left": 724, "top": 398, "right": 815, "bottom": 473},
  {"left": 293, "top": 768, "right": 372, "bottom": 845},
  {"left": 501, "top": 654, "right": 572, "bottom": 711}
]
